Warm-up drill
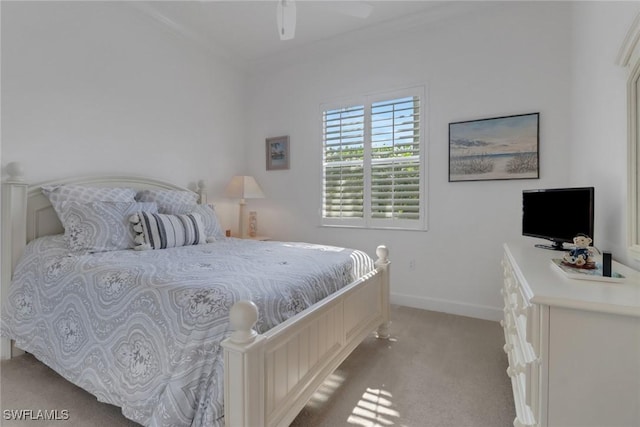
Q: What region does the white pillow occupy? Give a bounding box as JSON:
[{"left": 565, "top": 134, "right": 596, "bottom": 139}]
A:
[
  {"left": 42, "top": 185, "right": 137, "bottom": 224},
  {"left": 159, "top": 204, "right": 224, "bottom": 241},
  {"left": 131, "top": 211, "right": 206, "bottom": 250},
  {"left": 60, "top": 201, "right": 158, "bottom": 254},
  {"left": 136, "top": 189, "right": 198, "bottom": 211}
]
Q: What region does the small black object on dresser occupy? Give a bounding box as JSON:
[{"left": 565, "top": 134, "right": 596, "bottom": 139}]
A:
[{"left": 602, "top": 252, "right": 612, "bottom": 277}]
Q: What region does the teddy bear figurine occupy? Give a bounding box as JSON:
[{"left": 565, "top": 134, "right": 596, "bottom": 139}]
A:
[{"left": 562, "top": 234, "right": 596, "bottom": 268}]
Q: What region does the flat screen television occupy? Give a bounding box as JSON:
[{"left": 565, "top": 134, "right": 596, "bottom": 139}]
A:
[{"left": 522, "top": 187, "right": 594, "bottom": 250}]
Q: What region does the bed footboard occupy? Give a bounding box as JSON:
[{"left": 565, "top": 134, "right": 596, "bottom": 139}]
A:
[{"left": 221, "top": 246, "right": 391, "bottom": 427}]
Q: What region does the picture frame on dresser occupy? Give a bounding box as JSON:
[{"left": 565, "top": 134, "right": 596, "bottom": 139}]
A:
[{"left": 449, "top": 113, "right": 539, "bottom": 182}]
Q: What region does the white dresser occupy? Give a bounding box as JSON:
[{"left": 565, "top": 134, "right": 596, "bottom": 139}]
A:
[{"left": 501, "top": 242, "right": 640, "bottom": 427}]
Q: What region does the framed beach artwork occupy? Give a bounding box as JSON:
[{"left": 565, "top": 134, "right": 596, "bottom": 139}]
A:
[
  {"left": 266, "top": 135, "right": 290, "bottom": 171},
  {"left": 449, "top": 113, "right": 539, "bottom": 182}
]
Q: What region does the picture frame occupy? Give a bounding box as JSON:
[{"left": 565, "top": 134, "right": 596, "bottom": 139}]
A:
[
  {"left": 266, "top": 136, "right": 290, "bottom": 171},
  {"left": 449, "top": 112, "right": 539, "bottom": 182}
]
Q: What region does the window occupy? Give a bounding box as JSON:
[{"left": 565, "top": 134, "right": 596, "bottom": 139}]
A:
[
  {"left": 321, "top": 87, "right": 426, "bottom": 230},
  {"left": 618, "top": 15, "right": 640, "bottom": 260}
]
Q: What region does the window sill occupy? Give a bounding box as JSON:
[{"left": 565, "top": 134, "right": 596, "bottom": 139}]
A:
[{"left": 319, "top": 224, "right": 428, "bottom": 232}]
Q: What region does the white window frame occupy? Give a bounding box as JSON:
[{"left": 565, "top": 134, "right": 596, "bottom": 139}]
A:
[
  {"left": 320, "top": 86, "right": 427, "bottom": 231},
  {"left": 618, "top": 13, "right": 640, "bottom": 260}
]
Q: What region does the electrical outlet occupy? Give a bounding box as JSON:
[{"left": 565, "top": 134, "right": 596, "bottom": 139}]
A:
[{"left": 409, "top": 259, "right": 416, "bottom": 270}]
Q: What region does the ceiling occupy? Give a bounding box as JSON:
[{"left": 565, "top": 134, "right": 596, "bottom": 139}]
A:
[{"left": 130, "top": 1, "right": 462, "bottom": 68}]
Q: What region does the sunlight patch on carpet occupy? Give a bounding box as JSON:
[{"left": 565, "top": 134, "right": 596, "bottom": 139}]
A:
[
  {"left": 347, "top": 387, "right": 402, "bottom": 426},
  {"left": 304, "top": 372, "right": 346, "bottom": 408}
]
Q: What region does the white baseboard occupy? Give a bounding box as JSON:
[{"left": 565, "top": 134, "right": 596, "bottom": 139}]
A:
[
  {"left": 0, "top": 337, "right": 11, "bottom": 360},
  {"left": 391, "top": 293, "right": 502, "bottom": 322},
  {"left": 0, "top": 338, "right": 25, "bottom": 360}
]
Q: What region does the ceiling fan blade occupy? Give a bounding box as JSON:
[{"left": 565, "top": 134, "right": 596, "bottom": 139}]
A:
[
  {"left": 276, "top": 0, "right": 296, "bottom": 40},
  {"left": 326, "top": 1, "right": 372, "bottom": 19}
]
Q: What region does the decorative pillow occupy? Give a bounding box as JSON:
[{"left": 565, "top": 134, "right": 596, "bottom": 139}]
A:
[
  {"left": 131, "top": 211, "right": 206, "bottom": 250},
  {"left": 159, "top": 204, "right": 224, "bottom": 242},
  {"left": 42, "top": 185, "right": 137, "bottom": 225},
  {"left": 60, "top": 201, "right": 158, "bottom": 254},
  {"left": 136, "top": 189, "right": 198, "bottom": 211}
]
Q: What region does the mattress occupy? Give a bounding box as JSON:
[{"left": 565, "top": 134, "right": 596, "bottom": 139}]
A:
[{"left": 0, "top": 236, "right": 374, "bottom": 426}]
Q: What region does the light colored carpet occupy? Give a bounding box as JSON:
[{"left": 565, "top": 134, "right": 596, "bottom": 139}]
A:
[{"left": 0, "top": 305, "right": 514, "bottom": 426}]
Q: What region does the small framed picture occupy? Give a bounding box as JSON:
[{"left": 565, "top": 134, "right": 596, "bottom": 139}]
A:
[{"left": 266, "top": 136, "right": 290, "bottom": 171}]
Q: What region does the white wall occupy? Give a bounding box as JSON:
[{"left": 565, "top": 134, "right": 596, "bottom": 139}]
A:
[
  {"left": 245, "top": 2, "right": 573, "bottom": 320},
  {"left": 0, "top": 1, "right": 246, "bottom": 224},
  {"left": 570, "top": 1, "right": 640, "bottom": 269},
  {"left": 6, "top": 1, "right": 632, "bottom": 322}
]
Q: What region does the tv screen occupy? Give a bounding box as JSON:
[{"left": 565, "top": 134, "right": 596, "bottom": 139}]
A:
[{"left": 522, "top": 187, "right": 594, "bottom": 250}]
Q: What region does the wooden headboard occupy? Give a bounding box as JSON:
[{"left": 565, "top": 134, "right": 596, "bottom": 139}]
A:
[{"left": 0, "top": 161, "right": 205, "bottom": 359}]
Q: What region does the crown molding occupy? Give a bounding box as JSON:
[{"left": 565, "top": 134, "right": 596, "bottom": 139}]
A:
[
  {"left": 617, "top": 12, "right": 640, "bottom": 67},
  {"left": 127, "top": 2, "right": 247, "bottom": 72}
]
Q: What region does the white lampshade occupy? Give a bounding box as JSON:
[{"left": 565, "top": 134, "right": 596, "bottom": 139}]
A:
[{"left": 225, "top": 176, "right": 265, "bottom": 200}]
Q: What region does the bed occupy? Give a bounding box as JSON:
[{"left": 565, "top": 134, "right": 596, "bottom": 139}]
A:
[{"left": 0, "top": 162, "right": 391, "bottom": 427}]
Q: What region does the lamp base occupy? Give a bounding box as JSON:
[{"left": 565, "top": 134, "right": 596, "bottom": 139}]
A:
[
  {"left": 249, "top": 211, "right": 257, "bottom": 237},
  {"left": 238, "top": 199, "right": 246, "bottom": 238}
]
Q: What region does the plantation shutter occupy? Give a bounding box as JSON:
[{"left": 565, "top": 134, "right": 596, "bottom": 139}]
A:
[
  {"left": 322, "top": 105, "right": 365, "bottom": 221},
  {"left": 370, "top": 96, "right": 421, "bottom": 221},
  {"left": 321, "top": 86, "right": 425, "bottom": 230}
]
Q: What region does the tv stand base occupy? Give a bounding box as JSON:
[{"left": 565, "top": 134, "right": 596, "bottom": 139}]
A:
[{"left": 534, "top": 242, "right": 566, "bottom": 251}]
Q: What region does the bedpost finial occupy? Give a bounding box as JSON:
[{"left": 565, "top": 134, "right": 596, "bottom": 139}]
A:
[
  {"left": 197, "top": 180, "right": 207, "bottom": 205},
  {"left": 376, "top": 245, "right": 389, "bottom": 262},
  {"left": 5, "top": 162, "right": 25, "bottom": 182},
  {"left": 229, "top": 300, "right": 259, "bottom": 344}
]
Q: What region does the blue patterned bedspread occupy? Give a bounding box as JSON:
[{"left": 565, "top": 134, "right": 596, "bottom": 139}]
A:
[{"left": 1, "top": 236, "right": 374, "bottom": 426}]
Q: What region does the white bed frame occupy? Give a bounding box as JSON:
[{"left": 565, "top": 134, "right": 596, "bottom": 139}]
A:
[{"left": 0, "top": 162, "right": 391, "bottom": 427}]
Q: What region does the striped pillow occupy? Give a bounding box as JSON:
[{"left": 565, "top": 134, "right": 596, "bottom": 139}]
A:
[
  {"left": 131, "top": 212, "right": 206, "bottom": 250},
  {"left": 160, "top": 204, "right": 225, "bottom": 241}
]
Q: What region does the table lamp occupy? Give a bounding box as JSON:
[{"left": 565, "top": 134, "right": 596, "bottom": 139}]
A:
[{"left": 225, "top": 176, "right": 265, "bottom": 237}]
